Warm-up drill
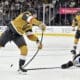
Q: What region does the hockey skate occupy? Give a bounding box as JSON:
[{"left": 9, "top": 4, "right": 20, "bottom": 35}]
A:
[
  {"left": 18, "top": 59, "right": 27, "bottom": 74},
  {"left": 18, "top": 66, "right": 28, "bottom": 74},
  {"left": 71, "top": 46, "right": 77, "bottom": 56},
  {"left": 61, "top": 61, "right": 73, "bottom": 69}
]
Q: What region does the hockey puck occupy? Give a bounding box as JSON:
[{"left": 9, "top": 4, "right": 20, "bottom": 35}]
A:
[{"left": 10, "top": 64, "right": 13, "bottom": 67}]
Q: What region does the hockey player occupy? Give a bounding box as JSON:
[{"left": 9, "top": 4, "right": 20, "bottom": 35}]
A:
[
  {"left": 0, "top": 9, "right": 46, "bottom": 73},
  {"left": 62, "top": 12, "right": 80, "bottom": 69},
  {"left": 71, "top": 11, "right": 80, "bottom": 55}
]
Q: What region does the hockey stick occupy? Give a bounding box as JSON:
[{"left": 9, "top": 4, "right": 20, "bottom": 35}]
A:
[
  {"left": 26, "top": 66, "right": 78, "bottom": 71},
  {"left": 23, "top": 31, "right": 44, "bottom": 68},
  {"left": 26, "top": 67, "right": 61, "bottom": 71}
]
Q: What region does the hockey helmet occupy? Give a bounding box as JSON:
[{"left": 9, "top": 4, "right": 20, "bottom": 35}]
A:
[{"left": 26, "top": 8, "right": 37, "bottom": 15}]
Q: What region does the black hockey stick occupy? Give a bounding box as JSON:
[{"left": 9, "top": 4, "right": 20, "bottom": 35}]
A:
[
  {"left": 25, "top": 66, "right": 78, "bottom": 71},
  {"left": 23, "top": 31, "right": 44, "bottom": 68},
  {"left": 26, "top": 66, "right": 61, "bottom": 71}
]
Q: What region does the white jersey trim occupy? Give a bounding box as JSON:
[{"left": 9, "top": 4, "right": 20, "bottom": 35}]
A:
[
  {"left": 26, "top": 31, "right": 34, "bottom": 36},
  {"left": 27, "top": 16, "right": 34, "bottom": 23},
  {"left": 20, "top": 55, "right": 26, "bottom": 60}
]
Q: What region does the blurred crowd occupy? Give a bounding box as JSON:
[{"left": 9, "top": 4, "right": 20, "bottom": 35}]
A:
[
  {"left": 54, "top": 0, "right": 80, "bottom": 26},
  {"left": 0, "top": 0, "right": 45, "bottom": 25},
  {"left": 0, "top": 0, "right": 80, "bottom": 26}
]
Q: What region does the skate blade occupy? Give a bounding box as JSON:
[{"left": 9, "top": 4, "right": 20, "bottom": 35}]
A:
[{"left": 18, "top": 69, "right": 27, "bottom": 75}]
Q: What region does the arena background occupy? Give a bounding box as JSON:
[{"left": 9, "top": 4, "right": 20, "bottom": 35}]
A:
[
  {"left": 0, "top": 0, "right": 79, "bottom": 36},
  {"left": 0, "top": 0, "right": 80, "bottom": 80}
]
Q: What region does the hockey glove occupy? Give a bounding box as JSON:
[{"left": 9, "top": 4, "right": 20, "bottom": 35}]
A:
[
  {"left": 39, "top": 23, "right": 46, "bottom": 32},
  {"left": 36, "top": 41, "right": 43, "bottom": 49}
]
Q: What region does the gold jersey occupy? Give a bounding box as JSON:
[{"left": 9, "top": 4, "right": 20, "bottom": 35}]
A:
[
  {"left": 72, "top": 15, "right": 80, "bottom": 30},
  {"left": 11, "top": 12, "right": 42, "bottom": 35}
]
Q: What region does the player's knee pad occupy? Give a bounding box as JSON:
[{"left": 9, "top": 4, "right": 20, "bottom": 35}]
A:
[{"left": 19, "top": 45, "right": 28, "bottom": 56}]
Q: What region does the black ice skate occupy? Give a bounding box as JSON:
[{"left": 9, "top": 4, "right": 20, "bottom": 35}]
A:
[
  {"left": 18, "top": 59, "right": 27, "bottom": 74},
  {"left": 61, "top": 61, "right": 73, "bottom": 69},
  {"left": 18, "top": 67, "right": 27, "bottom": 74},
  {"left": 71, "top": 46, "right": 77, "bottom": 56}
]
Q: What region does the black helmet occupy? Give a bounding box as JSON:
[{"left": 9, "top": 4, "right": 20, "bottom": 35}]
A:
[{"left": 27, "top": 8, "right": 37, "bottom": 15}]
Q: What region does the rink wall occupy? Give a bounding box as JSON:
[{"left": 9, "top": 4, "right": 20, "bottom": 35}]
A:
[
  {"left": 33, "top": 26, "right": 75, "bottom": 37},
  {"left": 0, "top": 26, "right": 75, "bottom": 37}
]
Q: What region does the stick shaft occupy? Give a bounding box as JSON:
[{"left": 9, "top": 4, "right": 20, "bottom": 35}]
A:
[{"left": 23, "top": 32, "right": 44, "bottom": 68}]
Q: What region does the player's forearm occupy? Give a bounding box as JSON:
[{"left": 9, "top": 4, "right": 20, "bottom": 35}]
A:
[{"left": 31, "top": 18, "right": 42, "bottom": 26}]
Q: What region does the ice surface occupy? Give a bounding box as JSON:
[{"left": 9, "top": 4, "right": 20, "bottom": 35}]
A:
[{"left": 0, "top": 36, "right": 80, "bottom": 80}]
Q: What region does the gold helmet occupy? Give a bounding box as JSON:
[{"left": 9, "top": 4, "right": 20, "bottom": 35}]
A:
[
  {"left": 24, "top": 11, "right": 32, "bottom": 16},
  {"left": 23, "top": 8, "right": 37, "bottom": 19}
]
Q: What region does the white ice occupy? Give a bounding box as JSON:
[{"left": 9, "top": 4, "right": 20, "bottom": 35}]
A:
[{"left": 0, "top": 36, "right": 80, "bottom": 80}]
